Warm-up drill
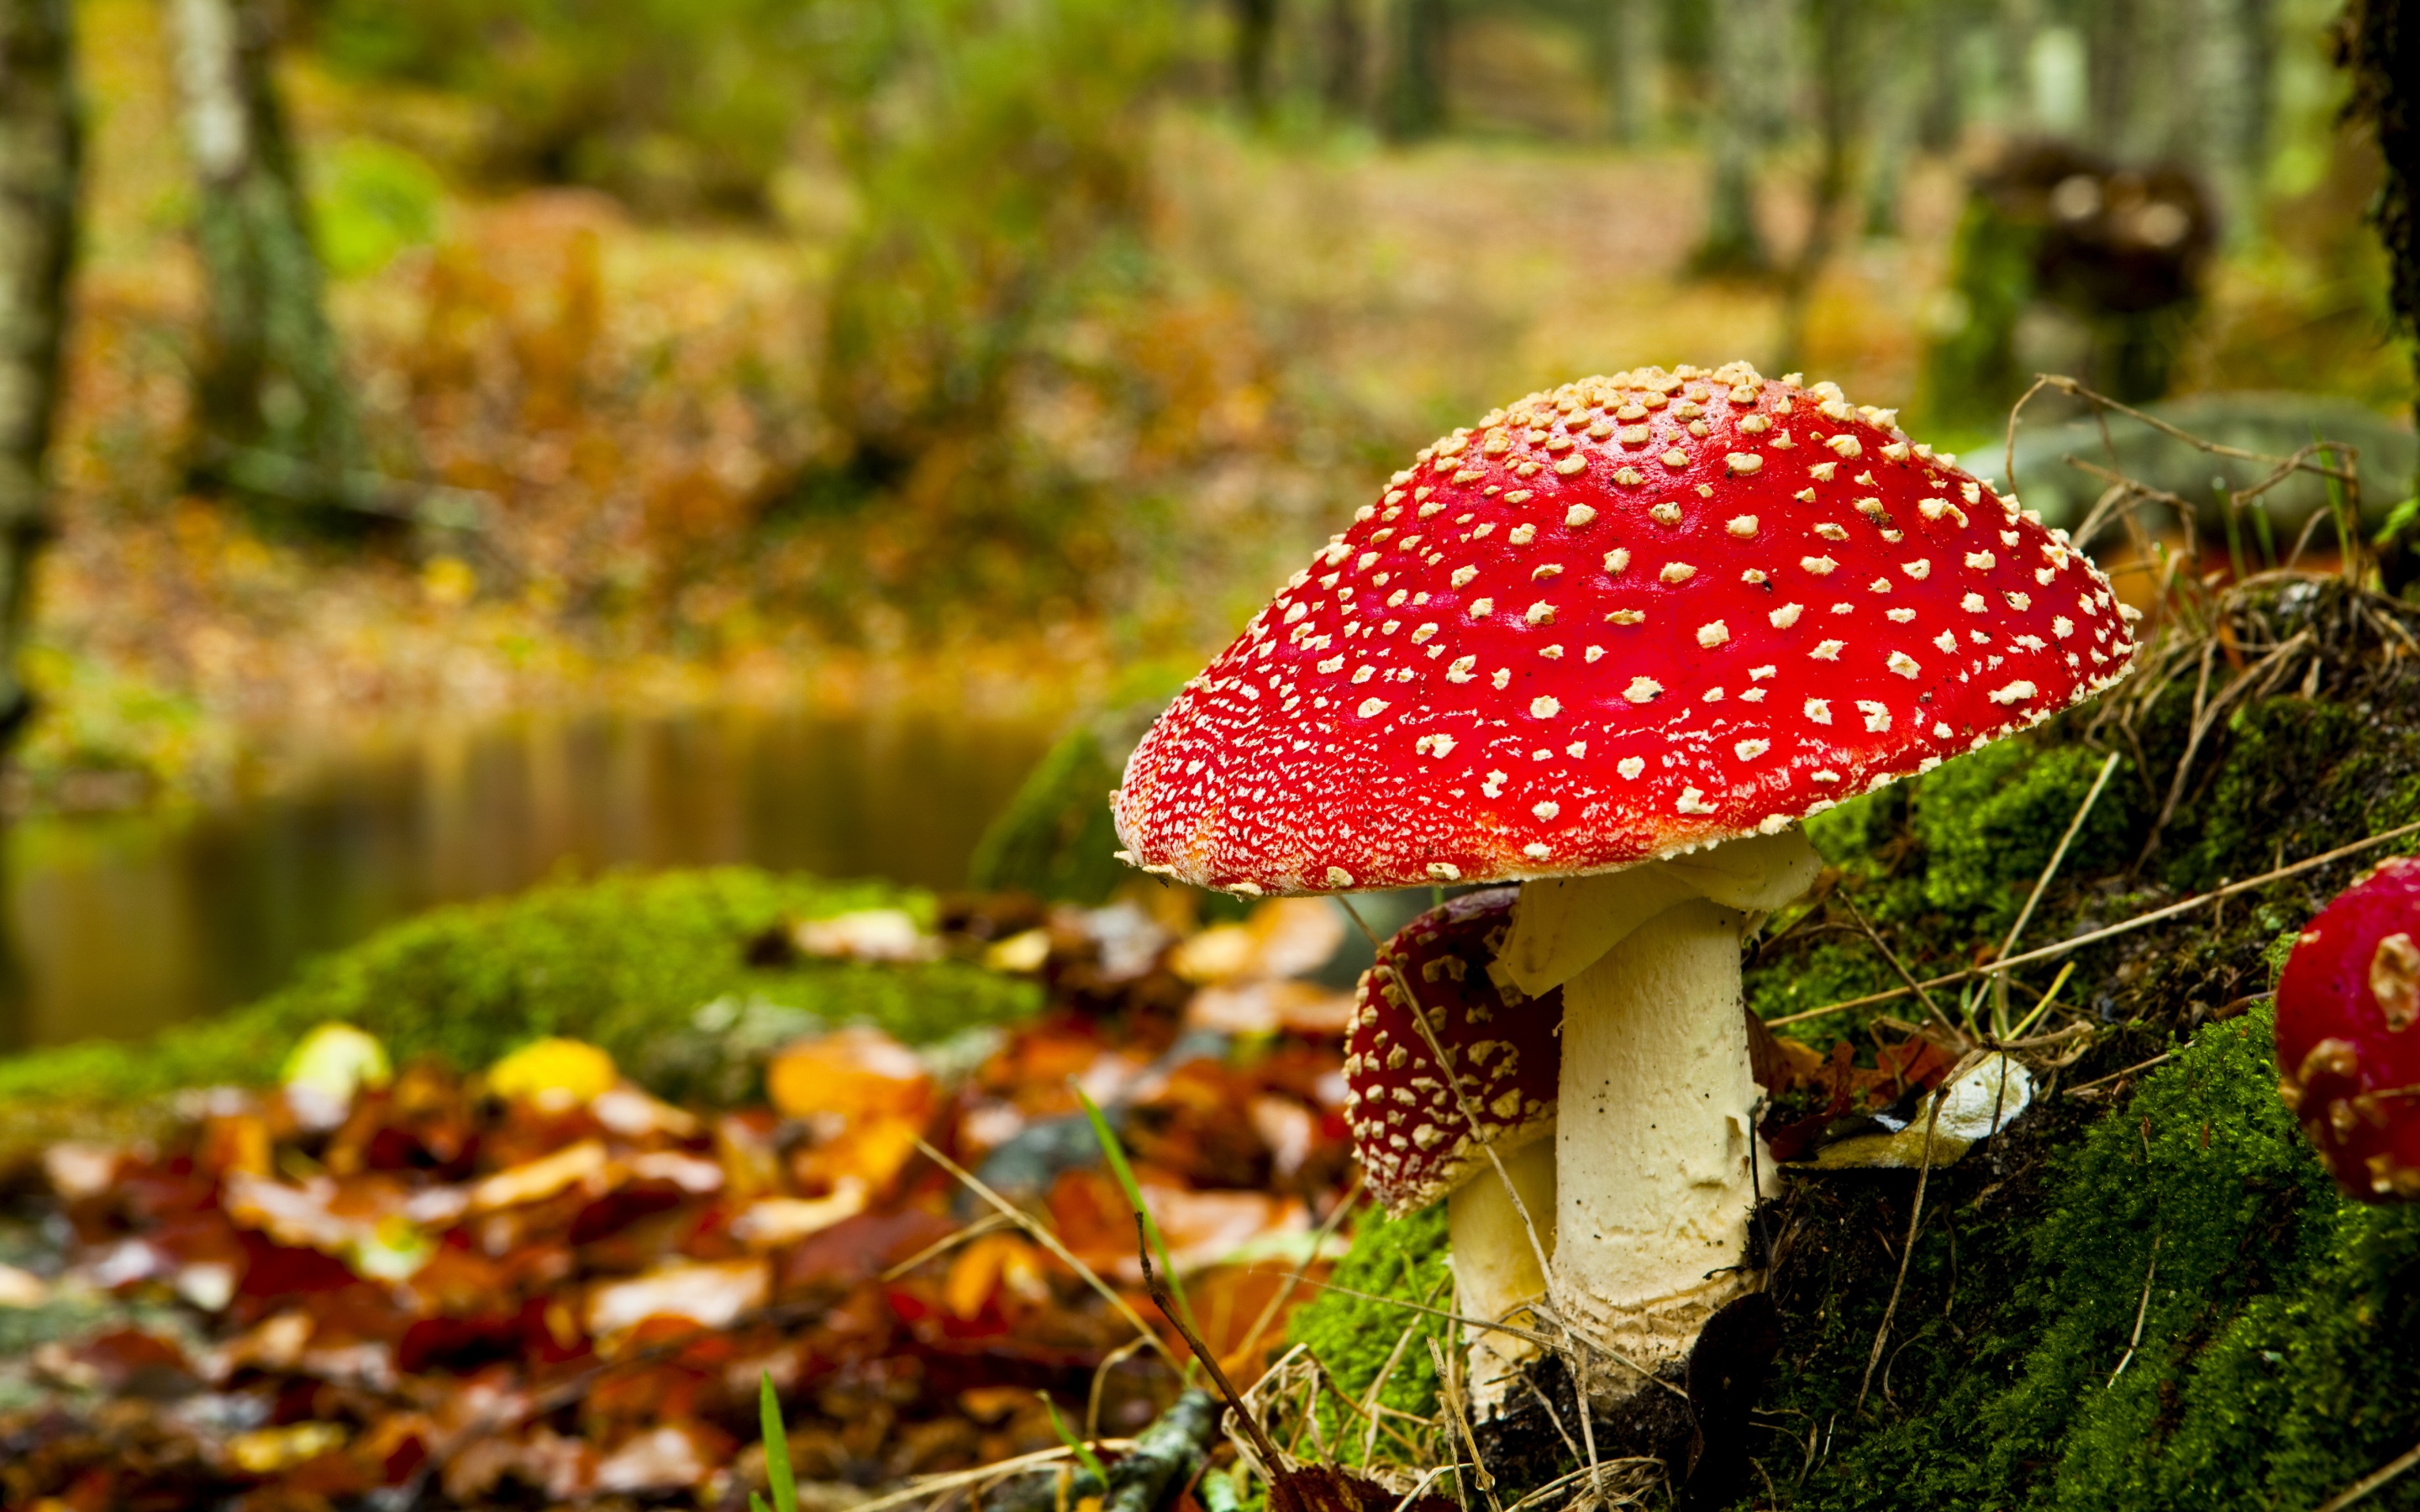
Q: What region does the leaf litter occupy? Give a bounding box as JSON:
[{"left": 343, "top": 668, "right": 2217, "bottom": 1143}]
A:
[{"left": 0, "top": 892, "right": 1365, "bottom": 1509}]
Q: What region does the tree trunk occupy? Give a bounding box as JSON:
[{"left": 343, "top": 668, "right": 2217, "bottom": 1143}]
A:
[
  {"left": 2338, "top": 0, "right": 2417, "bottom": 496},
  {"left": 1321, "top": 0, "right": 1365, "bottom": 118},
  {"left": 1776, "top": 0, "right": 1864, "bottom": 369},
  {"left": 1232, "top": 0, "right": 1280, "bottom": 119},
  {"left": 166, "top": 0, "right": 363, "bottom": 520},
  {"left": 1692, "top": 0, "right": 1789, "bottom": 272},
  {"left": 2190, "top": 0, "right": 2273, "bottom": 240},
  {"left": 1599, "top": 0, "right": 1660, "bottom": 147},
  {"left": 0, "top": 0, "right": 78, "bottom": 748},
  {"left": 1381, "top": 0, "right": 1449, "bottom": 140}
]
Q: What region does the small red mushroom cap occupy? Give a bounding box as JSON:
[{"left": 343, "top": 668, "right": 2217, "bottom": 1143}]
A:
[
  {"left": 1113, "top": 363, "right": 2138, "bottom": 895},
  {"left": 2277, "top": 857, "right": 2420, "bottom": 1201},
  {"left": 1344, "top": 889, "right": 1561, "bottom": 1215}
]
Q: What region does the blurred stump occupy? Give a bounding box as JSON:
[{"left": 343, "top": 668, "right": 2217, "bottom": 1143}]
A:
[{"left": 1921, "top": 140, "right": 2217, "bottom": 435}]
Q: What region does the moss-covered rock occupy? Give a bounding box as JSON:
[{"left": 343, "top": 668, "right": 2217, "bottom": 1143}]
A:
[{"left": 0, "top": 867, "right": 1041, "bottom": 1106}]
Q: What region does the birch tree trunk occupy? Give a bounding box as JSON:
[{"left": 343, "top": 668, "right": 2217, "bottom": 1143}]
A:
[
  {"left": 0, "top": 0, "right": 78, "bottom": 747},
  {"left": 166, "top": 0, "right": 363, "bottom": 520}
]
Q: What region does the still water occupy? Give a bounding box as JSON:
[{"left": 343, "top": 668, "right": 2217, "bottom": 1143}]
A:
[{"left": 0, "top": 708, "right": 1056, "bottom": 1051}]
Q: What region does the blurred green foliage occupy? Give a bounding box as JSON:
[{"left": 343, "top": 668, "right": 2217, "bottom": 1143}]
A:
[
  {"left": 309, "top": 138, "right": 444, "bottom": 278},
  {"left": 786, "top": 0, "right": 1185, "bottom": 629},
  {"left": 303, "top": 0, "right": 814, "bottom": 213}
]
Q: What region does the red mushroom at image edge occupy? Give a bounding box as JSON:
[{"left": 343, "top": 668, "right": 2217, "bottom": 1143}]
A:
[
  {"left": 1113, "top": 361, "right": 2138, "bottom": 1405},
  {"left": 1345, "top": 888, "right": 1561, "bottom": 1399},
  {"left": 2277, "top": 856, "right": 2420, "bottom": 1200}
]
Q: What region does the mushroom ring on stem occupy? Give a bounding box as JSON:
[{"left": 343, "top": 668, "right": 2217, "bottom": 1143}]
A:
[
  {"left": 1345, "top": 889, "right": 1564, "bottom": 1404},
  {"left": 1113, "top": 361, "right": 2138, "bottom": 1402}
]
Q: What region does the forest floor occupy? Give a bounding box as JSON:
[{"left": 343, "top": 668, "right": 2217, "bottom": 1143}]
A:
[{"left": 24, "top": 0, "right": 2407, "bottom": 815}]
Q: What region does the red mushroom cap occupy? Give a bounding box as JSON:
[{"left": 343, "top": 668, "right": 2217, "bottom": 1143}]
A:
[
  {"left": 1344, "top": 888, "right": 1561, "bottom": 1215},
  {"left": 1113, "top": 364, "right": 2137, "bottom": 895},
  {"left": 2276, "top": 857, "right": 2420, "bottom": 1201}
]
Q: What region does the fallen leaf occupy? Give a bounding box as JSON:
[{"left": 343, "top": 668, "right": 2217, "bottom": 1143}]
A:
[
  {"left": 584, "top": 1257, "right": 770, "bottom": 1336},
  {"left": 488, "top": 1038, "right": 619, "bottom": 1110}
]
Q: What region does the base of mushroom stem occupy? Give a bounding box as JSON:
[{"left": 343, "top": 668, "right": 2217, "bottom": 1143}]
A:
[
  {"left": 1473, "top": 1290, "right": 1782, "bottom": 1512},
  {"left": 1556, "top": 1263, "right": 1758, "bottom": 1386}
]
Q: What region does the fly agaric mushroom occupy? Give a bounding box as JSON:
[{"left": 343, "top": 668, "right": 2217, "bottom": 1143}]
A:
[
  {"left": 2277, "top": 857, "right": 2420, "bottom": 1201},
  {"left": 1346, "top": 889, "right": 1561, "bottom": 1399},
  {"left": 1113, "top": 361, "right": 2136, "bottom": 1400}
]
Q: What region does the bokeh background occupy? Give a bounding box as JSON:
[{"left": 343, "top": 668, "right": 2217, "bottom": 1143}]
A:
[{"left": 3, "top": 0, "right": 2413, "bottom": 1045}]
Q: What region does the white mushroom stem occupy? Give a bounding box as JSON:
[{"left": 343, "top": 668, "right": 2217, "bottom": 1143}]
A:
[
  {"left": 1446, "top": 1131, "right": 1556, "bottom": 1409},
  {"left": 1500, "top": 829, "right": 1823, "bottom": 1388}
]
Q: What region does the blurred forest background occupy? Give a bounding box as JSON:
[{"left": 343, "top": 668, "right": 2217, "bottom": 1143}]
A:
[{"left": 1, "top": 0, "right": 2413, "bottom": 814}]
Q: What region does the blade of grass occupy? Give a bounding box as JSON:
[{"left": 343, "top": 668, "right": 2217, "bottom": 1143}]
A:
[
  {"left": 1039, "top": 1391, "right": 1112, "bottom": 1486},
  {"left": 1073, "top": 1083, "right": 1201, "bottom": 1342},
  {"left": 760, "top": 1373, "right": 798, "bottom": 1512},
  {"left": 914, "top": 1137, "right": 1183, "bottom": 1373}
]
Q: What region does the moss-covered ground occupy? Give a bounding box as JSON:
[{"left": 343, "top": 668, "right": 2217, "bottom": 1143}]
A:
[
  {"left": 0, "top": 867, "right": 1039, "bottom": 1111},
  {"left": 1286, "top": 580, "right": 2420, "bottom": 1509}
]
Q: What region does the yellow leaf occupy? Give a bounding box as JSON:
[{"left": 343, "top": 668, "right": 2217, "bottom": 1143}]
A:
[{"left": 488, "top": 1037, "right": 618, "bottom": 1110}]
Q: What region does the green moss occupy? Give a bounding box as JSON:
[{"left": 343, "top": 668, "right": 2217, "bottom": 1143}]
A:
[
  {"left": 0, "top": 867, "right": 1040, "bottom": 1105},
  {"left": 1286, "top": 1201, "right": 1452, "bottom": 1452}
]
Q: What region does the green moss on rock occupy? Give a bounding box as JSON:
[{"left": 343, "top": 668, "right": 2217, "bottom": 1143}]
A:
[{"left": 0, "top": 867, "right": 1041, "bottom": 1105}]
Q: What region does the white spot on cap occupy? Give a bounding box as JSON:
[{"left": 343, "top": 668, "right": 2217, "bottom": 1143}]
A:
[
  {"left": 1933, "top": 631, "right": 1957, "bottom": 653},
  {"left": 1472, "top": 599, "right": 1494, "bottom": 618},
  {"left": 1482, "top": 770, "right": 1507, "bottom": 797},
  {"left": 1624, "top": 676, "right": 1663, "bottom": 703},
  {"left": 1524, "top": 843, "right": 1554, "bottom": 858},
  {"left": 1678, "top": 788, "right": 1716, "bottom": 814},
  {"left": 1415, "top": 732, "right": 1457, "bottom": 757},
  {"left": 1660, "top": 562, "right": 1697, "bottom": 584},
  {"left": 1962, "top": 593, "right": 1986, "bottom": 612},
  {"left": 1859, "top": 701, "right": 1891, "bottom": 732},
  {"left": 1965, "top": 550, "right": 1996, "bottom": 570},
  {"left": 1565, "top": 504, "right": 1597, "bottom": 528},
  {"left": 1326, "top": 867, "right": 1354, "bottom": 886},
  {"left": 1806, "top": 699, "right": 1832, "bottom": 723},
  {"left": 1413, "top": 622, "right": 1439, "bottom": 642},
  {"left": 1728, "top": 516, "right": 1759, "bottom": 537},
  {"left": 1812, "top": 639, "right": 1844, "bottom": 659},
  {"left": 1726, "top": 453, "right": 1764, "bottom": 475},
  {"left": 1565, "top": 741, "right": 1586, "bottom": 758},
  {"left": 1526, "top": 601, "right": 1555, "bottom": 625},
  {"left": 1749, "top": 665, "right": 1776, "bottom": 681},
  {"left": 1734, "top": 738, "right": 1770, "bottom": 760},
  {"left": 1530, "top": 696, "right": 1561, "bottom": 718},
  {"left": 1887, "top": 650, "right": 1921, "bottom": 678},
  {"left": 1770, "top": 602, "right": 1804, "bottom": 628},
  {"left": 1447, "top": 656, "right": 1476, "bottom": 683},
  {"left": 1451, "top": 566, "right": 1477, "bottom": 587},
  {"left": 1618, "top": 756, "right": 1646, "bottom": 779},
  {"left": 1585, "top": 645, "right": 1604, "bottom": 662},
  {"left": 1605, "top": 549, "right": 1631, "bottom": 575},
  {"left": 1358, "top": 698, "right": 1389, "bottom": 717},
  {"left": 1533, "top": 801, "right": 1560, "bottom": 820},
  {"left": 1697, "top": 621, "right": 1730, "bottom": 648},
  {"left": 2053, "top": 616, "right": 2075, "bottom": 638},
  {"left": 1428, "top": 863, "right": 1461, "bottom": 880},
  {"left": 1508, "top": 524, "right": 1537, "bottom": 545},
  {"left": 1988, "top": 680, "right": 2039, "bottom": 705},
  {"left": 1802, "top": 556, "right": 1839, "bottom": 575}
]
